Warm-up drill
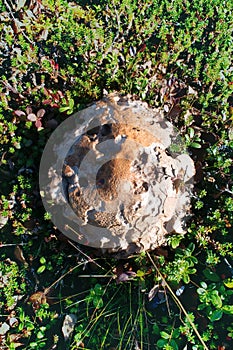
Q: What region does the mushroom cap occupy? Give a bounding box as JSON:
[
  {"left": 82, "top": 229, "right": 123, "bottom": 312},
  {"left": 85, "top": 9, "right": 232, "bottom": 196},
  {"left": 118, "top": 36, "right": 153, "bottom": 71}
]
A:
[{"left": 40, "top": 94, "right": 195, "bottom": 256}]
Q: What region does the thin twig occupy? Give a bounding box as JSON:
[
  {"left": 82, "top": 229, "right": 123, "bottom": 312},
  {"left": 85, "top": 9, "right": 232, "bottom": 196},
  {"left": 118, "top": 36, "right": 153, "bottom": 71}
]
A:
[
  {"left": 44, "top": 260, "right": 87, "bottom": 294},
  {"left": 0, "top": 243, "right": 27, "bottom": 247},
  {"left": 0, "top": 152, "right": 7, "bottom": 167},
  {"left": 163, "top": 283, "right": 171, "bottom": 317},
  {"left": 146, "top": 252, "right": 209, "bottom": 350},
  {"left": 75, "top": 274, "right": 113, "bottom": 278},
  {"left": 44, "top": 256, "right": 110, "bottom": 295},
  {"left": 4, "top": 0, "right": 34, "bottom": 45},
  {"left": 67, "top": 239, "right": 105, "bottom": 271}
]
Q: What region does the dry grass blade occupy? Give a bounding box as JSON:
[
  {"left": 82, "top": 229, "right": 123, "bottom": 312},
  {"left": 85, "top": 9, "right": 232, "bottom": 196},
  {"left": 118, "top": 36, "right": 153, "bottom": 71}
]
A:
[{"left": 146, "top": 252, "right": 209, "bottom": 350}]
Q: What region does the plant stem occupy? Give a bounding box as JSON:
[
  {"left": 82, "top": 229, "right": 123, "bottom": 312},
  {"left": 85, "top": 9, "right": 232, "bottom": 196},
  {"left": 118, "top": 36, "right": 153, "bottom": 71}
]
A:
[{"left": 146, "top": 252, "right": 209, "bottom": 350}]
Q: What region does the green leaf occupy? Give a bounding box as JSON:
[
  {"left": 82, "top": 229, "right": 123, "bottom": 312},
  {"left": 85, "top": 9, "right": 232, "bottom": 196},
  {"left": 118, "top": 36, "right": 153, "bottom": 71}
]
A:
[
  {"left": 157, "top": 339, "right": 168, "bottom": 348},
  {"left": 203, "top": 269, "right": 220, "bottom": 282},
  {"left": 210, "top": 291, "right": 222, "bottom": 308},
  {"left": 222, "top": 305, "right": 233, "bottom": 314},
  {"left": 26, "top": 322, "right": 35, "bottom": 331},
  {"left": 152, "top": 323, "right": 160, "bottom": 335},
  {"left": 173, "top": 328, "right": 180, "bottom": 338},
  {"left": 224, "top": 279, "right": 233, "bottom": 288},
  {"left": 69, "top": 98, "right": 74, "bottom": 109},
  {"left": 209, "top": 309, "right": 223, "bottom": 322},
  {"left": 200, "top": 281, "right": 207, "bottom": 289},
  {"left": 160, "top": 331, "right": 170, "bottom": 339},
  {"left": 39, "top": 342, "right": 46, "bottom": 348},
  {"left": 197, "top": 303, "right": 207, "bottom": 311},
  {"left": 183, "top": 274, "right": 190, "bottom": 284},
  {"left": 188, "top": 242, "right": 195, "bottom": 253},
  {"left": 89, "top": 289, "right": 95, "bottom": 297},
  {"left": 37, "top": 331, "right": 45, "bottom": 339},
  {"left": 170, "top": 339, "right": 179, "bottom": 350},
  {"left": 40, "top": 257, "right": 46, "bottom": 264},
  {"left": 188, "top": 268, "right": 196, "bottom": 275},
  {"left": 93, "top": 297, "right": 103, "bottom": 309},
  {"left": 59, "top": 106, "right": 70, "bottom": 113},
  {"left": 170, "top": 236, "right": 181, "bottom": 249},
  {"left": 37, "top": 265, "right": 46, "bottom": 274},
  {"left": 197, "top": 288, "right": 206, "bottom": 295},
  {"left": 188, "top": 127, "right": 195, "bottom": 138},
  {"left": 190, "top": 142, "right": 201, "bottom": 148},
  {"left": 136, "top": 270, "right": 145, "bottom": 277},
  {"left": 94, "top": 284, "right": 103, "bottom": 296},
  {"left": 190, "top": 256, "right": 198, "bottom": 264}
]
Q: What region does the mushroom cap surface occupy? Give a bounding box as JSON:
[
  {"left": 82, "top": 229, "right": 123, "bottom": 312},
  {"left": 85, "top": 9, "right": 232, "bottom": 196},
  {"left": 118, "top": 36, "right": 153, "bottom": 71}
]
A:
[{"left": 40, "top": 95, "right": 195, "bottom": 256}]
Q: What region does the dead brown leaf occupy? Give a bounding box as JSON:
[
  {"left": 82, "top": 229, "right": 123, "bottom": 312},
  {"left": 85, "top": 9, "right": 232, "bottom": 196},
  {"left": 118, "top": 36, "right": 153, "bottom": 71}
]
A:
[
  {"left": 14, "top": 246, "right": 28, "bottom": 266},
  {"left": 148, "top": 284, "right": 159, "bottom": 302},
  {"left": 9, "top": 333, "right": 24, "bottom": 348},
  {"left": 28, "top": 291, "right": 47, "bottom": 309}
]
